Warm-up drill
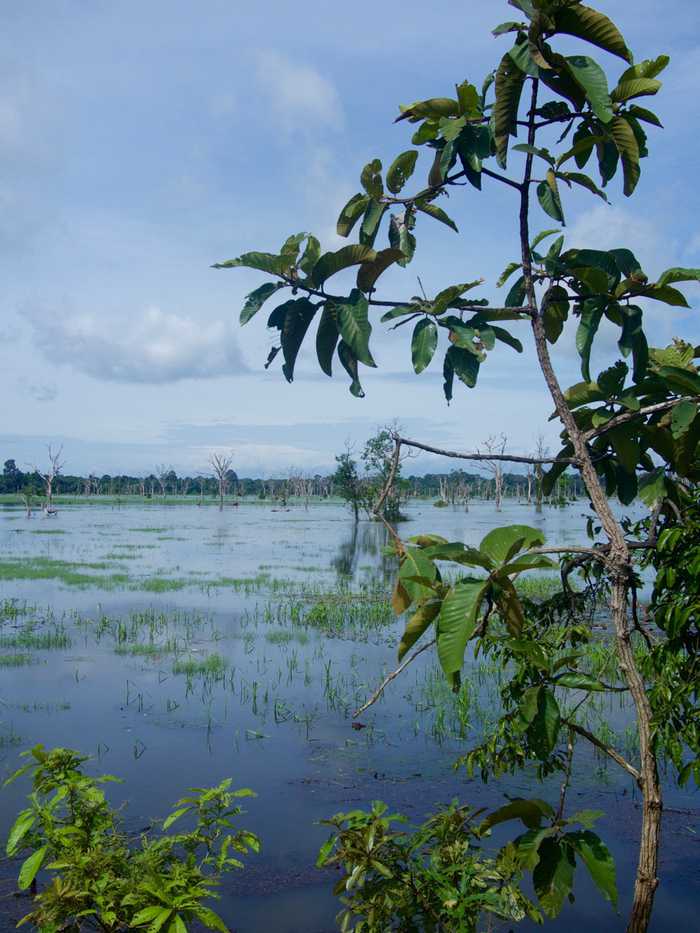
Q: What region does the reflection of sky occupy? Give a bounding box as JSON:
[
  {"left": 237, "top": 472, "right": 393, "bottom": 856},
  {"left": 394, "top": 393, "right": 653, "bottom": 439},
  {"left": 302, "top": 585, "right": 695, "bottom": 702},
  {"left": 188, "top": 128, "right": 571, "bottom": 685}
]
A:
[
  {"left": 0, "top": 500, "right": 696, "bottom": 930},
  {"left": 0, "top": 1, "right": 698, "bottom": 474}
]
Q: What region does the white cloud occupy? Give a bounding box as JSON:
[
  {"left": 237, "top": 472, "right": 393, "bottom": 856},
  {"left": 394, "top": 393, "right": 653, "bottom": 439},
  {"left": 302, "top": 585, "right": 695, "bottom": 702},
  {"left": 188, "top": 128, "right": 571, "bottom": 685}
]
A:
[
  {"left": 567, "top": 204, "right": 663, "bottom": 268},
  {"left": 27, "top": 305, "right": 246, "bottom": 384},
  {"left": 255, "top": 50, "right": 343, "bottom": 131}
]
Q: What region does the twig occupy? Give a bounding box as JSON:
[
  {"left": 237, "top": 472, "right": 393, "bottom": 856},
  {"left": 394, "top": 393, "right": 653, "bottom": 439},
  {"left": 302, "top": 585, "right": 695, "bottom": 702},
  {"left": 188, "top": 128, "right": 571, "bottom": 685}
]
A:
[
  {"left": 353, "top": 638, "right": 436, "bottom": 718},
  {"left": 557, "top": 728, "right": 575, "bottom": 821},
  {"left": 564, "top": 720, "right": 641, "bottom": 784}
]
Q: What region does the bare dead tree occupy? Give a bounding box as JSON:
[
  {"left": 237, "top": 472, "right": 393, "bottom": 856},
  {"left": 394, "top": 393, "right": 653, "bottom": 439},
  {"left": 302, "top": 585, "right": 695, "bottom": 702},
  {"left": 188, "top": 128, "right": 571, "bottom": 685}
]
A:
[
  {"left": 154, "top": 464, "right": 170, "bottom": 500},
  {"left": 35, "top": 445, "right": 65, "bottom": 512},
  {"left": 481, "top": 435, "right": 507, "bottom": 511},
  {"left": 534, "top": 433, "right": 549, "bottom": 513},
  {"left": 209, "top": 451, "right": 234, "bottom": 511}
]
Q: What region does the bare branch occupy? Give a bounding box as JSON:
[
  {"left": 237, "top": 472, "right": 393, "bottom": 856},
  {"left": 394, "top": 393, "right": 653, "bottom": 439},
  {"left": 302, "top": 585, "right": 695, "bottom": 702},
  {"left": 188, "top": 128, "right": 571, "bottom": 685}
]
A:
[
  {"left": 582, "top": 397, "right": 697, "bottom": 442},
  {"left": 353, "top": 638, "right": 435, "bottom": 719},
  {"left": 395, "top": 435, "right": 577, "bottom": 465},
  {"left": 564, "top": 720, "right": 641, "bottom": 785}
]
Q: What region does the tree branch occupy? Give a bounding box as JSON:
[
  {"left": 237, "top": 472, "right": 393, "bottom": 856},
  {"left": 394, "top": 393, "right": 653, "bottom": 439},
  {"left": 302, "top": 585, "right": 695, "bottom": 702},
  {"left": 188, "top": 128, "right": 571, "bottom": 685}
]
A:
[
  {"left": 395, "top": 435, "right": 578, "bottom": 465},
  {"left": 582, "top": 397, "right": 697, "bottom": 442},
  {"left": 564, "top": 720, "right": 641, "bottom": 784},
  {"left": 353, "top": 638, "right": 436, "bottom": 719}
]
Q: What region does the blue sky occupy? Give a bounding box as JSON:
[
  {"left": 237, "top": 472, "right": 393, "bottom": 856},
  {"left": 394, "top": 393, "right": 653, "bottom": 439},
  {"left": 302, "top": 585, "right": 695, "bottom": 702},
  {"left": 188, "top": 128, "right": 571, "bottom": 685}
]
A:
[{"left": 1, "top": 0, "right": 698, "bottom": 477}]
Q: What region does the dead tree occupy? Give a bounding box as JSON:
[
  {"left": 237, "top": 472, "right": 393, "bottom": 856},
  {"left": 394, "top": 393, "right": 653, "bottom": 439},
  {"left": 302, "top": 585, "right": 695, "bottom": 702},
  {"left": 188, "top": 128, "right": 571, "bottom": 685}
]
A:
[
  {"left": 209, "top": 452, "right": 234, "bottom": 511},
  {"left": 35, "top": 445, "right": 65, "bottom": 512},
  {"left": 534, "top": 434, "right": 549, "bottom": 513},
  {"left": 481, "top": 435, "right": 507, "bottom": 511}
]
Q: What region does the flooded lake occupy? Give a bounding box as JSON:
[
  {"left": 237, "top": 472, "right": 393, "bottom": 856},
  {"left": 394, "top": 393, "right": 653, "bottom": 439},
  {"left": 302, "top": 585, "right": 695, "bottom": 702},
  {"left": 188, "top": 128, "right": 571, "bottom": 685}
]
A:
[{"left": 0, "top": 499, "right": 697, "bottom": 931}]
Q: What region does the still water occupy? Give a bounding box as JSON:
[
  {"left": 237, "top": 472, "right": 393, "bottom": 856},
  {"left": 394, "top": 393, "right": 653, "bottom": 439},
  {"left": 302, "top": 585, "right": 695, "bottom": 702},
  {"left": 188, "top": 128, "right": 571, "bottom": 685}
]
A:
[{"left": 0, "top": 499, "right": 696, "bottom": 931}]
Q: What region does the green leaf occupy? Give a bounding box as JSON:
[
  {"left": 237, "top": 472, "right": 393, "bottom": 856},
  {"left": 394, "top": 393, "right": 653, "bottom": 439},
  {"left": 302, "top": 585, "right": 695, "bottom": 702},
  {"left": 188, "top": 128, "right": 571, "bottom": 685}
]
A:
[
  {"left": 611, "top": 77, "right": 662, "bottom": 103},
  {"left": 396, "top": 97, "right": 460, "bottom": 123},
  {"left": 388, "top": 211, "right": 416, "bottom": 267},
  {"left": 399, "top": 547, "right": 437, "bottom": 603},
  {"left": 336, "top": 193, "right": 370, "bottom": 238},
  {"left": 356, "top": 248, "right": 404, "bottom": 293},
  {"left": 616, "top": 465, "right": 638, "bottom": 505},
  {"left": 657, "top": 366, "right": 700, "bottom": 396},
  {"left": 576, "top": 300, "right": 604, "bottom": 382},
  {"left": 564, "top": 380, "right": 604, "bottom": 409},
  {"left": 194, "top": 907, "right": 229, "bottom": 933},
  {"left": 18, "top": 845, "right": 47, "bottom": 891},
  {"left": 568, "top": 830, "right": 618, "bottom": 906},
  {"left": 479, "top": 524, "right": 544, "bottom": 565},
  {"left": 671, "top": 400, "right": 698, "bottom": 438},
  {"left": 513, "top": 143, "right": 555, "bottom": 165},
  {"left": 311, "top": 245, "right": 377, "bottom": 287},
  {"left": 556, "top": 133, "right": 603, "bottom": 169},
  {"left": 643, "top": 285, "right": 690, "bottom": 308},
  {"left": 212, "top": 251, "right": 286, "bottom": 274},
  {"left": 411, "top": 318, "right": 438, "bottom": 374},
  {"left": 638, "top": 469, "right": 667, "bottom": 507},
  {"left": 533, "top": 838, "right": 575, "bottom": 918},
  {"left": 555, "top": 4, "right": 632, "bottom": 63},
  {"left": 316, "top": 303, "right": 339, "bottom": 377},
  {"left": 360, "top": 158, "right": 383, "bottom": 199},
  {"left": 555, "top": 672, "right": 607, "bottom": 691},
  {"left": 609, "top": 116, "right": 640, "bottom": 196},
  {"left": 162, "top": 806, "right": 190, "bottom": 830},
  {"left": 415, "top": 201, "right": 458, "bottom": 232},
  {"left": 398, "top": 599, "right": 441, "bottom": 661},
  {"left": 386, "top": 150, "right": 418, "bottom": 194},
  {"left": 558, "top": 171, "right": 608, "bottom": 202},
  {"left": 336, "top": 289, "right": 375, "bottom": 368},
  {"left": 497, "top": 261, "right": 522, "bottom": 288},
  {"left": 627, "top": 104, "right": 663, "bottom": 127},
  {"left": 529, "top": 688, "right": 561, "bottom": 758},
  {"left": 491, "top": 325, "right": 523, "bottom": 353},
  {"left": 436, "top": 580, "right": 489, "bottom": 685},
  {"left": 432, "top": 280, "right": 483, "bottom": 315},
  {"left": 537, "top": 170, "right": 565, "bottom": 223},
  {"left": 530, "top": 229, "right": 561, "bottom": 251},
  {"left": 494, "top": 575, "right": 526, "bottom": 635},
  {"left": 337, "top": 341, "right": 364, "bottom": 398},
  {"left": 567, "top": 55, "right": 614, "bottom": 123},
  {"left": 446, "top": 345, "right": 480, "bottom": 388},
  {"left": 443, "top": 351, "right": 455, "bottom": 402},
  {"left": 278, "top": 298, "right": 316, "bottom": 382},
  {"left": 482, "top": 798, "right": 553, "bottom": 832},
  {"left": 299, "top": 235, "right": 321, "bottom": 276},
  {"left": 131, "top": 907, "right": 167, "bottom": 927},
  {"left": 542, "top": 285, "right": 570, "bottom": 344},
  {"left": 656, "top": 267, "right": 700, "bottom": 287},
  {"left": 505, "top": 275, "right": 527, "bottom": 308},
  {"left": 240, "top": 282, "right": 285, "bottom": 326},
  {"left": 620, "top": 55, "right": 670, "bottom": 81},
  {"left": 5, "top": 810, "right": 35, "bottom": 856},
  {"left": 359, "top": 201, "right": 388, "bottom": 248},
  {"left": 494, "top": 52, "right": 526, "bottom": 167}
]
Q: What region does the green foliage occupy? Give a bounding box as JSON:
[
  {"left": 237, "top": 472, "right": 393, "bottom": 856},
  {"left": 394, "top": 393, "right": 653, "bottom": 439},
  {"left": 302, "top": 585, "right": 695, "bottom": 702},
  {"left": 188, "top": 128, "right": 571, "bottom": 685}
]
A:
[
  {"left": 4, "top": 745, "right": 259, "bottom": 933},
  {"left": 317, "top": 797, "right": 617, "bottom": 931}
]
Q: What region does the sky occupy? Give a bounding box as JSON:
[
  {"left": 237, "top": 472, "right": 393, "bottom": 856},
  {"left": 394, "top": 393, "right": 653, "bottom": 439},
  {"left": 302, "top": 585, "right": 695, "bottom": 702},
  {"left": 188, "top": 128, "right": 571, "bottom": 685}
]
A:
[{"left": 1, "top": 0, "right": 698, "bottom": 478}]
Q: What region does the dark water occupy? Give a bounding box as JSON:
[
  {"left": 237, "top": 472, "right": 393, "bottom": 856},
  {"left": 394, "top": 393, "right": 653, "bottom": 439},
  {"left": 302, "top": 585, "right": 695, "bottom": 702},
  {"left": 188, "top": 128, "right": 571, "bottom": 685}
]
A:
[{"left": 0, "top": 499, "right": 696, "bottom": 931}]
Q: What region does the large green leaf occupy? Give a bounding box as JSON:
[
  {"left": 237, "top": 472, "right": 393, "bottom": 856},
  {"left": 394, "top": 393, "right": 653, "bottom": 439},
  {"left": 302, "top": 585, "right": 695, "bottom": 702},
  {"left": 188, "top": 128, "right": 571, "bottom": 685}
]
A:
[
  {"left": 671, "top": 400, "right": 698, "bottom": 438},
  {"left": 529, "top": 688, "right": 561, "bottom": 759},
  {"left": 399, "top": 547, "right": 437, "bottom": 604},
  {"left": 568, "top": 830, "right": 618, "bottom": 906},
  {"left": 620, "top": 55, "right": 670, "bottom": 81},
  {"left": 555, "top": 4, "right": 632, "bottom": 63},
  {"left": 638, "top": 469, "right": 667, "bottom": 507},
  {"left": 497, "top": 261, "right": 522, "bottom": 288},
  {"left": 481, "top": 798, "right": 553, "bottom": 833},
  {"left": 611, "top": 77, "right": 662, "bottom": 103},
  {"left": 656, "top": 267, "right": 700, "bottom": 287},
  {"left": 398, "top": 599, "right": 441, "bottom": 661},
  {"left": 310, "top": 245, "right": 377, "bottom": 287},
  {"left": 388, "top": 211, "right": 417, "bottom": 266},
  {"left": 494, "top": 52, "right": 526, "bottom": 167},
  {"left": 299, "top": 235, "right": 321, "bottom": 276},
  {"left": 315, "top": 303, "right": 339, "bottom": 376},
  {"left": 337, "top": 341, "right": 364, "bottom": 397},
  {"left": 576, "top": 299, "right": 605, "bottom": 382},
  {"left": 567, "top": 55, "right": 614, "bottom": 123},
  {"left": 479, "top": 524, "right": 544, "bottom": 565},
  {"left": 359, "top": 200, "right": 388, "bottom": 247},
  {"left": 446, "top": 345, "right": 480, "bottom": 388},
  {"left": 411, "top": 318, "right": 438, "bottom": 374},
  {"left": 657, "top": 366, "right": 700, "bottom": 397},
  {"left": 280, "top": 299, "right": 317, "bottom": 383},
  {"left": 436, "top": 580, "right": 489, "bottom": 685},
  {"left": 494, "top": 576, "right": 525, "bottom": 635},
  {"left": 18, "top": 845, "right": 47, "bottom": 891},
  {"left": 609, "top": 116, "right": 640, "bottom": 195},
  {"left": 491, "top": 325, "right": 523, "bottom": 353},
  {"left": 415, "top": 201, "right": 458, "bottom": 232},
  {"left": 386, "top": 150, "right": 419, "bottom": 194},
  {"left": 212, "top": 251, "right": 287, "bottom": 274},
  {"left": 360, "top": 158, "right": 383, "bottom": 199},
  {"left": 356, "top": 248, "right": 404, "bottom": 293},
  {"left": 432, "top": 280, "right": 483, "bottom": 315},
  {"left": 537, "top": 171, "right": 565, "bottom": 223},
  {"left": 5, "top": 809, "right": 35, "bottom": 856},
  {"left": 240, "top": 282, "right": 285, "bottom": 326},
  {"left": 533, "top": 838, "right": 575, "bottom": 918},
  {"left": 336, "top": 289, "right": 375, "bottom": 367},
  {"left": 336, "top": 193, "right": 370, "bottom": 238}
]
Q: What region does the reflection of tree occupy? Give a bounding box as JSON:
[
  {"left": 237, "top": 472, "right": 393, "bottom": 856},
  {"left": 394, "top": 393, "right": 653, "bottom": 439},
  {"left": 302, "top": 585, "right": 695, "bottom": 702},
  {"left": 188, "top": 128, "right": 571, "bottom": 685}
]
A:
[{"left": 331, "top": 521, "right": 398, "bottom": 582}]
